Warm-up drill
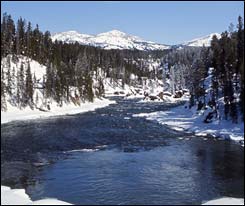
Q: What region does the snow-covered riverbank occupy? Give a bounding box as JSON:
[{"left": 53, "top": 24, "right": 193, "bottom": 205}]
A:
[
  {"left": 2, "top": 185, "right": 243, "bottom": 205},
  {"left": 202, "top": 197, "right": 244, "bottom": 205},
  {"left": 1, "top": 186, "right": 72, "bottom": 205},
  {"left": 1, "top": 98, "right": 116, "bottom": 124},
  {"left": 133, "top": 102, "right": 244, "bottom": 145}
]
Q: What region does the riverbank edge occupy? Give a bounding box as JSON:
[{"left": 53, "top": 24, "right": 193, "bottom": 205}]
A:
[
  {"left": 1, "top": 98, "right": 116, "bottom": 124},
  {"left": 133, "top": 101, "right": 244, "bottom": 146},
  {"left": 2, "top": 185, "right": 244, "bottom": 205},
  {"left": 202, "top": 197, "right": 244, "bottom": 205},
  {"left": 1, "top": 186, "right": 72, "bottom": 205}
]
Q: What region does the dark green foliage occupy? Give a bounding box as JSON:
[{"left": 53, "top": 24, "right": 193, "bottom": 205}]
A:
[{"left": 210, "top": 16, "right": 244, "bottom": 121}]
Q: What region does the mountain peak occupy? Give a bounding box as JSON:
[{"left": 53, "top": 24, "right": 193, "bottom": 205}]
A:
[
  {"left": 182, "top": 33, "right": 221, "bottom": 47},
  {"left": 101, "top": 30, "right": 127, "bottom": 36},
  {"left": 51, "top": 30, "right": 170, "bottom": 51},
  {"left": 64, "top": 30, "right": 80, "bottom": 34}
]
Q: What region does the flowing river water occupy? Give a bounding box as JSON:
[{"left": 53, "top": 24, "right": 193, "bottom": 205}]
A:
[{"left": 1, "top": 97, "right": 244, "bottom": 205}]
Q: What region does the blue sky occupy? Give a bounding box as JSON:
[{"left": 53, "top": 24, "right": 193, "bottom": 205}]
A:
[{"left": 1, "top": 1, "right": 244, "bottom": 45}]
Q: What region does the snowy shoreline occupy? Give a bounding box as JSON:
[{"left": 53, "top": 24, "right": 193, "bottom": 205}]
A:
[
  {"left": 133, "top": 102, "right": 244, "bottom": 146},
  {"left": 1, "top": 185, "right": 243, "bottom": 205},
  {"left": 1, "top": 98, "right": 116, "bottom": 124},
  {"left": 202, "top": 197, "right": 244, "bottom": 205},
  {"left": 1, "top": 186, "right": 72, "bottom": 205}
]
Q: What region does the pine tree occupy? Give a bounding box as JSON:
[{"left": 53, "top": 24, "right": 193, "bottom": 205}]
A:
[
  {"left": 25, "top": 62, "right": 34, "bottom": 108},
  {"left": 35, "top": 92, "right": 39, "bottom": 106},
  {"left": 1, "top": 68, "right": 7, "bottom": 111},
  {"left": 6, "top": 66, "right": 12, "bottom": 96},
  {"left": 2, "top": 14, "right": 16, "bottom": 56},
  {"left": 84, "top": 73, "right": 94, "bottom": 102},
  {"left": 16, "top": 63, "right": 25, "bottom": 108},
  {"left": 26, "top": 22, "right": 32, "bottom": 57},
  {"left": 170, "top": 65, "right": 175, "bottom": 95},
  {"left": 97, "top": 77, "right": 105, "bottom": 97},
  {"left": 45, "top": 62, "right": 54, "bottom": 98},
  {"left": 1, "top": 13, "right": 8, "bottom": 57},
  {"left": 16, "top": 17, "right": 26, "bottom": 55},
  {"left": 237, "top": 16, "right": 244, "bottom": 119},
  {"left": 211, "top": 34, "right": 221, "bottom": 100}
]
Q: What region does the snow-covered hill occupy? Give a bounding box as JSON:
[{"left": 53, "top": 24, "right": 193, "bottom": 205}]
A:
[
  {"left": 51, "top": 30, "right": 170, "bottom": 51},
  {"left": 52, "top": 30, "right": 221, "bottom": 50},
  {"left": 181, "top": 33, "right": 221, "bottom": 47},
  {"left": 1, "top": 55, "right": 116, "bottom": 124}
]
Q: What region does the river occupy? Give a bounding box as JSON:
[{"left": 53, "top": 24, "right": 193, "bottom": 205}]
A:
[{"left": 1, "top": 97, "right": 244, "bottom": 205}]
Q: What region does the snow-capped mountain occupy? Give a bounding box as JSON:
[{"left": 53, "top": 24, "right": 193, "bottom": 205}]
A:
[
  {"left": 52, "top": 30, "right": 221, "bottom": 50},
  {"left": 181, "top": 33, "right": 221, "bottom": 47},
  {"left": 51, "top": 30, "right": 170, "bottom": 51}
]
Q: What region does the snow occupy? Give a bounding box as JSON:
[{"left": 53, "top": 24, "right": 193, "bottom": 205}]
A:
[
  {"left": 1, "top": 97, "right": 116, "bottom": 124},
  {"left": 64, "top": 148, "right": 99, "bottom": 153},
  {"left": 1, "top": 55, "right": 116, "bottom": 124},
  {"left": 4, "top": 186, "right": 243, "bottom": 205},
  {"left": 202, "top": 197, "right": 244, "bottom": 205},
  {"left": 104, "top": 78, "right": 143, "bottom": 97},
  {"left": 1, "top": 55, "right": 46, "bottom": 81},
  {"left": 52, "top": 30, "right": 221, "bottom": 50},
  {"left": 134, "top": 67, "right": 244, "bottom": 144},
  {"left": 124, "top": 117, "right": 131, "bottom": 120},
  {"left": 1, "top": 186, "right": 72, "bottom": 205},
  {"left": 133, "top": 102, "right": 244, "bottom": 144},
  {"left": 182, "top": 33, "right": 221, "bottom": 47},
  {"left": 51, "top": 30, "right": 170, "bottom": 51}
]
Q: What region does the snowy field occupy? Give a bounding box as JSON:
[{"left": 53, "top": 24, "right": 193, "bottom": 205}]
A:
[{"left": 1, "top": 98, "right": 116, "bottom": 124}]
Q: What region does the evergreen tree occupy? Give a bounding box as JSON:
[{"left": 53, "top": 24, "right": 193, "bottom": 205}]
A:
[
  {"left": 16, "top": 63, "right": 25, "bottom": 108},
  {"left": 237, "top": 16, "right": 244, "bottom": 119},
  {"left": 6, "top": 65, "right": 12, "bottom": 96},
  {"left": 26, "top": 21, "right": 32, "bottom": 57},
  {"left": 16, "top": 17, "right": 26, "bottom": 55},
  {"left": 45, "top": 62, "right": 54, "bottom": 98},
  {"left": 1, "top": 13, "right": 15, "bottom": 57},
  {"left": 96, "top": 77, "right": 105, "bottom": 97},
  {"left": 25, "top": 62, "right": 34, "bottom": 108},
  {"left": 1, "top": 68, "right": 7, "bottom": 111}
]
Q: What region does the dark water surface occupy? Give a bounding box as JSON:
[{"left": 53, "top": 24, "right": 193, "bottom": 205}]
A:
[{"left": 1, "top": 97, "right": 244, "bottom": 205}]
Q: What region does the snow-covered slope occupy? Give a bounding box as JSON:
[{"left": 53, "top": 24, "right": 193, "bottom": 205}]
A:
[
  {"left": 1, "top": 55, "right": 116, "bottom": 124},
  {"left": 51, "top": 30, "right": 170, "bottom": 51},
  {"left": 181, "top": 33, "right": 221, "bottom": 47}
]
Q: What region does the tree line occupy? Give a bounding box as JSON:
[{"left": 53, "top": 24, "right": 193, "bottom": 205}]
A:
[
  {"left": 210, "top": 16, "right": 244, "bottom": 122},
  {"left": 164, "top": 16, "right": 244, "bottom": 122}
]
